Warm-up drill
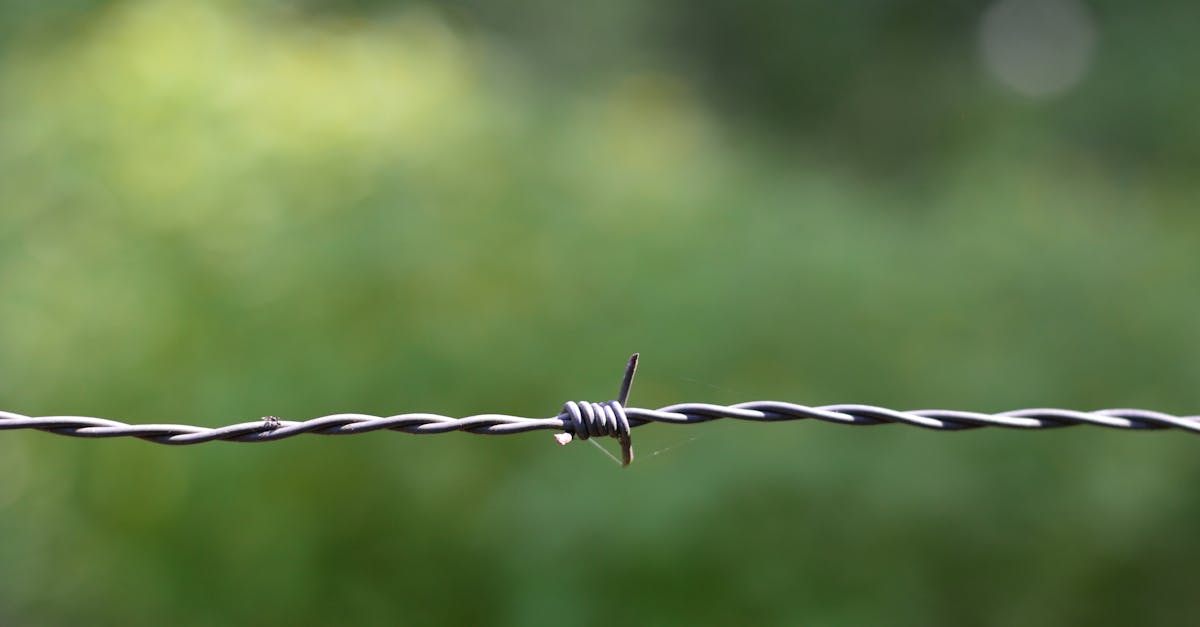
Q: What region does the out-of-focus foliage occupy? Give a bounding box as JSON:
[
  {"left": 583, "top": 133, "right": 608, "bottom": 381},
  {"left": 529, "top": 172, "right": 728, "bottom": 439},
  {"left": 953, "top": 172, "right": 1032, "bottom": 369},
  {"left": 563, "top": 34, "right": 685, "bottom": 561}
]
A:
[{"left": 1, "top": 1, "right": 1198, "bottom": 625}]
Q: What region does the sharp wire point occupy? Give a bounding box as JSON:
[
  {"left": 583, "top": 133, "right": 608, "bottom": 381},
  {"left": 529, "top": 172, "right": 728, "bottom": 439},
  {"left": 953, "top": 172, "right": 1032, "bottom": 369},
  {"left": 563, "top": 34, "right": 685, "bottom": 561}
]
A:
[{"left": 618, "top": 353, "right": 639, "bottom": 407}]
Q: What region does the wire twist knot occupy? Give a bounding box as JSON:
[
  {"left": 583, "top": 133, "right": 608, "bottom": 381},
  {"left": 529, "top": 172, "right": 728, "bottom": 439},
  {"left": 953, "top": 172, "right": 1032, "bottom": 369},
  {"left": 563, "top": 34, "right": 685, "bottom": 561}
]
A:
[{"left": 552, "top": 354, "right": 640, "bottom": 466}]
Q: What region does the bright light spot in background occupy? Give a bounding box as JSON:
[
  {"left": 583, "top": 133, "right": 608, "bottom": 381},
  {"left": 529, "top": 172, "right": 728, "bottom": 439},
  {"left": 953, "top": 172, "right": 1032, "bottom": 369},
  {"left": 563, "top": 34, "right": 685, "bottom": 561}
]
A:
[{"left": 980, "top": 0, "right": 1097, "bottom": 98}]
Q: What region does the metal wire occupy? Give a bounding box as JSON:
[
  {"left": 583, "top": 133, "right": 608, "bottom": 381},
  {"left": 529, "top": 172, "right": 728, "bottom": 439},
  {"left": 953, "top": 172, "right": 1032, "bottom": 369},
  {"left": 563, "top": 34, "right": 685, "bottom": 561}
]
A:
[{"left": 2, "top": 354, "right": 1198, "bottom": 466}]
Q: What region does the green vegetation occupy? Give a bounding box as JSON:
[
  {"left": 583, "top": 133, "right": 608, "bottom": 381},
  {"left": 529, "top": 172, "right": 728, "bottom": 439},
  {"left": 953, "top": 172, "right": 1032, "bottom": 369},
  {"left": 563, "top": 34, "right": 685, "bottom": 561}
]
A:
[{"left": 1, "top": 2, "right": 1198, "bottom": 624}]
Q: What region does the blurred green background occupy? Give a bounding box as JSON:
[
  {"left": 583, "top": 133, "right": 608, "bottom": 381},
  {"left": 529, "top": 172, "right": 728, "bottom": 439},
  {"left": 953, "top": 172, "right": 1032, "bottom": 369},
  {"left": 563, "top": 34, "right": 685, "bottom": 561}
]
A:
[{"left": 2, "top": 0, "right": 1199, "bottom": 624}]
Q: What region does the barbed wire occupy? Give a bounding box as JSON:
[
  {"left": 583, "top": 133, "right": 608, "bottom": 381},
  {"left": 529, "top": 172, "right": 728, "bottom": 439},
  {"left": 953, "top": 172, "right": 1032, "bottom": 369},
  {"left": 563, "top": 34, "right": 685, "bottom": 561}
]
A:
[{"left": 2, "top": 354, "right": 1197, "bottom": 466}]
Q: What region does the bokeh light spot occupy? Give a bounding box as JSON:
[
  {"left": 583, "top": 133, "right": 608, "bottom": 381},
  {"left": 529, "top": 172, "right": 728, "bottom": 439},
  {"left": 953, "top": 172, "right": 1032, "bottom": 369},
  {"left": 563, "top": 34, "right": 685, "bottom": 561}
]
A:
[{"left": 980, "top": 0, "right": 1097, "bottom": 98}]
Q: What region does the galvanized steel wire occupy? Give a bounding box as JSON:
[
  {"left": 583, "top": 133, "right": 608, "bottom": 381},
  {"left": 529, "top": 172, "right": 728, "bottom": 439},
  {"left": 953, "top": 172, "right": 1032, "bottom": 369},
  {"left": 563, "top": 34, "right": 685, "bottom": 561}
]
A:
[{"left": 2, "top": 354, "right": 1198, "bottom": 466}]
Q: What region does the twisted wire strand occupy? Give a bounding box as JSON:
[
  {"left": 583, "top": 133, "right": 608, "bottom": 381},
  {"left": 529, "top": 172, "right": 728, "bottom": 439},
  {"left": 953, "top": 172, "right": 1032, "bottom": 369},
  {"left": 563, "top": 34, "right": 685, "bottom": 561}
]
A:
[
  {"left": 3, "top": 404, "right": 1199, "bottom": 448},
  {"left": 2, "top": 354, "right": 1198, "bottom": 466}
]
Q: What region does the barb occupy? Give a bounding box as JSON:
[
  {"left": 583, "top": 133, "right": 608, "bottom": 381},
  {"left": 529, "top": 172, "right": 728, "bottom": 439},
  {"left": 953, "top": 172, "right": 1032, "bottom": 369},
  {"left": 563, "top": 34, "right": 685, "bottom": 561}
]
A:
[{"left": 2, "top": 354, "right": 1199, "bottom": 466}]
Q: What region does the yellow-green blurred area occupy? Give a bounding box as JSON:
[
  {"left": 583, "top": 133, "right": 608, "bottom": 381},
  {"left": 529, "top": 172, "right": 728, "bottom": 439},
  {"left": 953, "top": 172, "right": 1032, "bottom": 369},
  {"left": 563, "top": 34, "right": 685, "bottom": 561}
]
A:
[{"left": 2, "top": 0, "right": 1200, "bottom": 624}]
